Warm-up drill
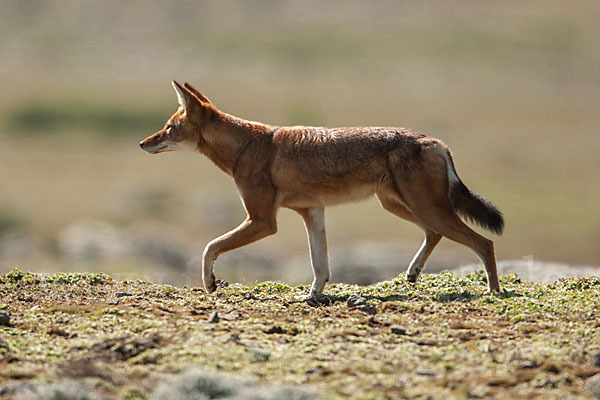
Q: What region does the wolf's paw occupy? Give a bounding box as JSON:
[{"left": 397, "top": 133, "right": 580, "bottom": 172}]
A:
[
  {"left": 204, "top": 278, "right": 217, "bottom": 294},
  {"left": 307, "top": 293, "right": 331, "bottom": 307},
  {"left": 406, "top": 272, "right": 419, "bottom": 283},
  {"left": 204, "top": 284, "right": 217, "bottom": 294},
  {"left": 487, "top": 285, "right": 501, "bottom": 294}
]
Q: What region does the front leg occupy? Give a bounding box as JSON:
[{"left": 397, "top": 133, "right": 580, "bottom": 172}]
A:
[
  {"left": 202, "top": 217, "right": 277, "bottom": 293},
  {"left": 202, "top": 174, "right": 279, "bottom": 294},
  {"left": 295, "top": 207, "right": 330, "bottom": 297}
]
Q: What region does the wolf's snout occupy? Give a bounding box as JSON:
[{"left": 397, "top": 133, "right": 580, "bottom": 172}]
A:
[{"left": 139, "top": 141, "right": 145, "bottom": 149}]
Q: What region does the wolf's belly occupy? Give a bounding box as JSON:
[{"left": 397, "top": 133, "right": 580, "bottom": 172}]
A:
[{"left": 277, "top": 180, "right": 379, "bottom": 209}]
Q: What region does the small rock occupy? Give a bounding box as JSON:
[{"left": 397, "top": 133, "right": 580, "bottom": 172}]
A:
[
  {"left": 347, "top": 295, "right": 367, "bottom": 308},
  {"left": 592, "top": 352, "right": 600, "bottom": 368},
  {"left": 115, "top": 292, "right": 134, "bottom": 298},
  {"left": 264, "top": 325, "right": 299, "bottom": 335},
  {"left": 305, "top": 366, "right": 332, "bottom": 376},
  {"left": 350, "top": 304, "right": 377, "bottom": 315},
  {"left": 390, "top": 325, "right": 408, "bottom": 335},
  {"left": 47, "top": 327, "right": 74, "bottom": 338},
  {"left": 216, "top": 279, "right": 229, "bottom": 288},
  {"left": 0, "top": 381, "right": 37, "bottom": 397},
  {"left": 206, "top": 312, "right": 219, "bottom": 323},
  {"left": 0, "top": 312, "right": 10, "bottom": 327},
  {"left": 137, "top": 336, "right": 160, "bottom": 349},
  {"left": 468, "top": 384, "right": 491, "bottom": 399},
  {"left": 587, "top": 375, "right": 600, "bottom": 398},
  {"left": 415, "top": 369, "right": 435, "bottom": 376},
  {"left": 226, "top": 334, "right": 241, "bottom": 344},
  {"left": 264, "top": 326, "right": 285, "bottom": 334},
  {"left": 415, "top": 339, "right": 438, "bottom": 346},
  {"left": 361, "top": 304, "right": 377, "bottom": 315},
  {"left": 219, "top": 312, "right": 239, "bottom": 321},
  {"left": 248, "top": 348, "right": 271, "bottom": 363},
  {"left": 347, "top": 295, "right": 376, "bottom": 314},
  {"left": 518, "top": 360, "right": 539, "bottom": 369}
]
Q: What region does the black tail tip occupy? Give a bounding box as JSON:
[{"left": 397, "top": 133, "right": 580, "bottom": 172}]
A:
[
  {"left": 487, "top": 211, "right": 504, "bottom": 235},
  {"left": 451, "top": 181, "right": 504, "bottom": 235}
]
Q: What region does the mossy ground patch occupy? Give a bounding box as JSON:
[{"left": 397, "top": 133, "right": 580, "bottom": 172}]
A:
[{"left": 0, "top": 269, "right": 599, "bottom": 399}]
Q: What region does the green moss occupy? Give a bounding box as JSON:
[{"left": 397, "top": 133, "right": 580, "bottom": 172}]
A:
[
  {"left": 0, "top": 270, "right": 598, "bottom": 399},
  {"left": 6, "top": 268, "right": 25, "bottom": 283},
  {"left": 45, "top": 272, "right": 111, "bottom": 285}
]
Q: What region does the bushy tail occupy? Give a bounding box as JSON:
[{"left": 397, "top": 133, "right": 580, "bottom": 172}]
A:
[
  {"left": 449, "top": 179, "right": 504, "bottom": 235},
  {"left": 443, "top": 150, "right": 504, "bottom": 234}
]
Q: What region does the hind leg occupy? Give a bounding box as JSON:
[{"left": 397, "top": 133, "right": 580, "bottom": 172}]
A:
[
  {"left": 406, "top": 230, "right": 442, "bottom": 283},
  {"left": 376, "top": 191, "right": 442, "bottom": 282},
  {"left": 435, "top": 219, "right": 499, "bottom": 292},
  {"left": 405, "top": 196, "right": 500, "bottom": 292},
  {"left": 386, "top": 146, "right": 500, "bottom": 292}
]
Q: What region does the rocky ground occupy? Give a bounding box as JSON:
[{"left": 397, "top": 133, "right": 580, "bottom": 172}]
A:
[{"left": 0, "top": 269, "right": 599, "bottom": 399}]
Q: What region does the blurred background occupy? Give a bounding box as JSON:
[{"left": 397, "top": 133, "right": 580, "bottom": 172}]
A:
[{"left": 1, "top": 0, "right": 599, "bottom": 286}]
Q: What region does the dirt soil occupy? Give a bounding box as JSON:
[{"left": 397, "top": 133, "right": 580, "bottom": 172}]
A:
[{"left": 0, "top": 269, "right": 599, "bottom": 399}]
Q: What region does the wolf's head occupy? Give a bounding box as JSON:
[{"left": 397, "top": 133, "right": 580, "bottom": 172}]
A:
[{"left": 140, "top": 81, "right": 213, "bottom": 154}]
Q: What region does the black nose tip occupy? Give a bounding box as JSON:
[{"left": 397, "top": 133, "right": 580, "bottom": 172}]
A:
[{"left": 139, "top": 141, "right": 145, "bottom": 149}]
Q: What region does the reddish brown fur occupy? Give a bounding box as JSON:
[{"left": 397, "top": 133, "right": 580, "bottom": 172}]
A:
[{"left": 140, "top": 81, "right": 503, "bottom": 295}]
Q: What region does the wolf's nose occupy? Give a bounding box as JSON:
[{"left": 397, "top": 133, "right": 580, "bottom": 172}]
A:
[{"left": 139, "top": 141, "right": 145, "bottom": 149}]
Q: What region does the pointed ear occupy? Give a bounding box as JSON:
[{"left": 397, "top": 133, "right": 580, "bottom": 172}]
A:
[
  {"left": 172, "top": 80, "right": 187, "bottom": 108},
  {"left": 184, "top": 82, "right": 213, "bottom": 105},
  {"left": 172, "top": 80, "right": 199, "bottom": 109}
]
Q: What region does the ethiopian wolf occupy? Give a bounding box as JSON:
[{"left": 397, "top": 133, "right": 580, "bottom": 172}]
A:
[{"left": 140, "top": 81, "right": 504, "bottom": 296}]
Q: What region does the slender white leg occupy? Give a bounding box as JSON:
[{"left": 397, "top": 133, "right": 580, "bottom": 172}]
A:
[
  {"left": 406, "top": 230, "right": 442, "bottom": 282},
  {"left": 298, "top": 208, "right": 330, "bottom": 297}
]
